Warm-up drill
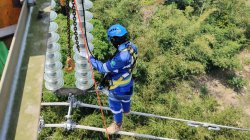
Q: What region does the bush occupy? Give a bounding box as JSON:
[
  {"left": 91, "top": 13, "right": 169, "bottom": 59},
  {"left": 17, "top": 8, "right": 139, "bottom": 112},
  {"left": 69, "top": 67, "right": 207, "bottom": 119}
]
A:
[
  {"left": 166, "top": 0, "right": 213, "bottom": 15},
  {"left": 227, "top": 76, "right": 246, "bottom": 91},
  {"left": 200, "top": 84, "right": 209, "bottom": 97}
]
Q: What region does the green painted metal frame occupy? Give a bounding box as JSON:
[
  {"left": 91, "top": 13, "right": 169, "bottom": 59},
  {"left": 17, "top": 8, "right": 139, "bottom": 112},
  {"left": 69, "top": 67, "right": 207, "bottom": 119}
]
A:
[
  {"left": 0, "top": 41, "right": 8, "bottom": 78},
  {"left": 0, "top": 0, "right": 51, "bottom": 139}
]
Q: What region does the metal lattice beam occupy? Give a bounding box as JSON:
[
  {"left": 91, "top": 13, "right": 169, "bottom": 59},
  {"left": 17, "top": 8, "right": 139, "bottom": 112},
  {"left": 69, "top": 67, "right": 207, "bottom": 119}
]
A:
[{"left": 0, "top": 0, "right": 51, "bottom": 139}]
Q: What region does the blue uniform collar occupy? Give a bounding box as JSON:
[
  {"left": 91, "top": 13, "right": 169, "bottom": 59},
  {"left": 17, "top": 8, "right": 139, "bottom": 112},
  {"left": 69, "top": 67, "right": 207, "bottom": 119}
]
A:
[{"left": 118, "top": 41, "right": 130, "bottom": 51}]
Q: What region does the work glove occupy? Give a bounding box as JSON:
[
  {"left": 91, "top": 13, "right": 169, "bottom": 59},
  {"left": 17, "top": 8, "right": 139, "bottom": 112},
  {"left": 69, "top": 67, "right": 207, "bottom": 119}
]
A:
[
  {"left": 97, "top": 86, "right": 109, "bottom": 96},
  {"left": 101, "top": 88, "right": 109, "bottom": 96}
]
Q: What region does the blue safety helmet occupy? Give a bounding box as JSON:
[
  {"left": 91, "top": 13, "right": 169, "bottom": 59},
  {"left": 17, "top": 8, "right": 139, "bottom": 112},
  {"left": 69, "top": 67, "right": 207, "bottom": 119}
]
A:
[{"left": 107, "top": 24, "right": 128, "bottom": 41}]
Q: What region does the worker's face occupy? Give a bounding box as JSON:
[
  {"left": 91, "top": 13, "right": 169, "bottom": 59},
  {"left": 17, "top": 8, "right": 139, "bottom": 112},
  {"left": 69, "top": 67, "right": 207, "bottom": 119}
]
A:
[{"left": 110, "top": 38, "right": 120, "bottom": 48}]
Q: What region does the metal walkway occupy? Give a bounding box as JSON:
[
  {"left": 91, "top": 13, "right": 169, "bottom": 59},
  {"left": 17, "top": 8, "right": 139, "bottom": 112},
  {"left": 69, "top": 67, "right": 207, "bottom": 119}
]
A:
[
  {"left": 40, "top": 94, "right": 250, "bottom": 140},
  {"left": 41, "top": 123, "right": 175, "bottom": 140},
  {"left": 0, "top": 0, "right": 51, "bottom": 139},
  {"left": 40, "top": 94, "right": 176, "bottom": 140},
  {"left": 41, "top": 102, "right": 250, "bottom": 132}
]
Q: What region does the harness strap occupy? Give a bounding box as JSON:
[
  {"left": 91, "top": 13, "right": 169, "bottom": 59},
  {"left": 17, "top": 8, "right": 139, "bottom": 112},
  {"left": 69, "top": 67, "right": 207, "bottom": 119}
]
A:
[
  {"left": 101, "top": 42, "right": 137, "bottom": 89},
  {"left": 125, "top": 44, "right": 137, "bottom": 73},
  {"left": 109, "top": 43, "right": 138, "bottom": 89},
  {"left": 109, "top": 75, "right": 132, "bottom": 90},
  {"left": 112, "top": 43, "right": 138, "bottom": 74}
]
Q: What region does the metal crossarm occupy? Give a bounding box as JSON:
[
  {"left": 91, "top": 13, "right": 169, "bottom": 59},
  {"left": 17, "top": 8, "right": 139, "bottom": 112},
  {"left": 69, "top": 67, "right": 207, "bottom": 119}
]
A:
[
  {"left": 41, "top": 102, "right": 250, "bottom": 132},
  {"left": 42, "top": 123, "right": 175, "bottom": 140}
]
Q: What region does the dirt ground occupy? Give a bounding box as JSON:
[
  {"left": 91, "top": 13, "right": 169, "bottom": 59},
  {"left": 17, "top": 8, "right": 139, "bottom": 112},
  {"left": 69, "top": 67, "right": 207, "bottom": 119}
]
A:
[{"left": 200, "top": 46, "right": 250, "bottom": 120}]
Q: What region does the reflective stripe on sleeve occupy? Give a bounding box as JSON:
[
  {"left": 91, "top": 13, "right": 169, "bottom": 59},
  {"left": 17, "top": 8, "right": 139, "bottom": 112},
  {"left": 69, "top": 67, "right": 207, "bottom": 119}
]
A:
[
  {"left": 123, "top": 64, "right": 131, "bottom": 69},
  {"left": 122, "top": 73, "right": 130, "bottom": 78},
  {"left": 103, "top": 63, "right": 110, "bottom": 72}
]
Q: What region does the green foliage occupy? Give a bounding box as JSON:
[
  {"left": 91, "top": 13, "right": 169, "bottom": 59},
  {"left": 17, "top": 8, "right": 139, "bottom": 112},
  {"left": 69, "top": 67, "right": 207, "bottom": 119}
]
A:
[
  {"left": 211, "top": 41, "right": 242, "bottom": 69},
  {"left": 166, "top": 0, "right": 213, "bottom": 15},
  {"left": 167, "top": 0, "right": 195, "bottom": 10},
  {"left": 200, "top": 84, "right": 209, "bottom": 97},
  {"left": 41, "top": 0, "right": 250, "bottom": 139},
  {"left": 141, "top": 0, "right": 155, "bottom": 5},
  {"left": 151, "top": 1, "right": 248, "bottom": 72},
  {"left": 243, "top": 57, "right": 250, "bottom": 65},
  {"left": 90, "top": 19, "right": 111, "bottom": 60},
  {"left": 54, "top": 14, "right": 72, "bottom": 66},
  {"left": 133, "top": 60, "right": 148, "bottom": 84},
  {"left": 63, "top": 71, "right": 76, "bottom": 87},
  {"left": 42, "top": 89, "right": 59, "bottom": 102},
  {"left": 92, "top": 0, "right": 141, "bottom": 28},
  {"left": 227, "top": 76, "right": 246, "bottom": 91}
]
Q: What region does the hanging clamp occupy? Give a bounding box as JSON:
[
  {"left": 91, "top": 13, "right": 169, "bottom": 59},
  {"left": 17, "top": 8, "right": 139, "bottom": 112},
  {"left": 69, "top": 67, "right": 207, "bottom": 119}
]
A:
[
  {"left": 64, "top": 119, "right": 76, "bottom": 131},
  {"left": 68, "top": 94, "right": 79, "bottom": 108},
  {"left": 208, "top": 126, "right": 221, "bottom": 131},
  {"left": 187, "top": 121, "right": 200, "bottom": 128},
  {"left": 27, "top": 0, "right": 36, "bottom": 6},
  {"left": 38, "top": 116, "right": 45, "bottom": 133},
  {"left": 203, "top": 123, "right": 221, "bottom": 131},
  {"left": 64, "top": 57, "right": 75, "bottom": 72}
]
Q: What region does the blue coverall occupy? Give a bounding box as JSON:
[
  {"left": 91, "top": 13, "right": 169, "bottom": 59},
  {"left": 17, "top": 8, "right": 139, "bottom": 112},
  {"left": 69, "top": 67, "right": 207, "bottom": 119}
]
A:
[{"left": 90, "top": 41, "right": 138, "bottom": 123}]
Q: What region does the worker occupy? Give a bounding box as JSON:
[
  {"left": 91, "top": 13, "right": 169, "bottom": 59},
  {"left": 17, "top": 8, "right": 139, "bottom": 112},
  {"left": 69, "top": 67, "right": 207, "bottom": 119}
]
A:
[{"left": 89, "top": 24, "right": 138, "bottom": 134}]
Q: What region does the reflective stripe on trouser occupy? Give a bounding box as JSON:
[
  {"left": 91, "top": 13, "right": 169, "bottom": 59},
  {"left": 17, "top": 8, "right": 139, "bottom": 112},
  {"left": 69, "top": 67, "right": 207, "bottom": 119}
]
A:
[{"left": 108, "top": 92, "right": 132, "bottom": 123}]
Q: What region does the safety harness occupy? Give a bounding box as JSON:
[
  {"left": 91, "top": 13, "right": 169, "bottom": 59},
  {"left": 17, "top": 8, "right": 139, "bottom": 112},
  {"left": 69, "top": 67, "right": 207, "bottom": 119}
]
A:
[{"left": 100, "top": 42, "right": 138, "bottom": 90}]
